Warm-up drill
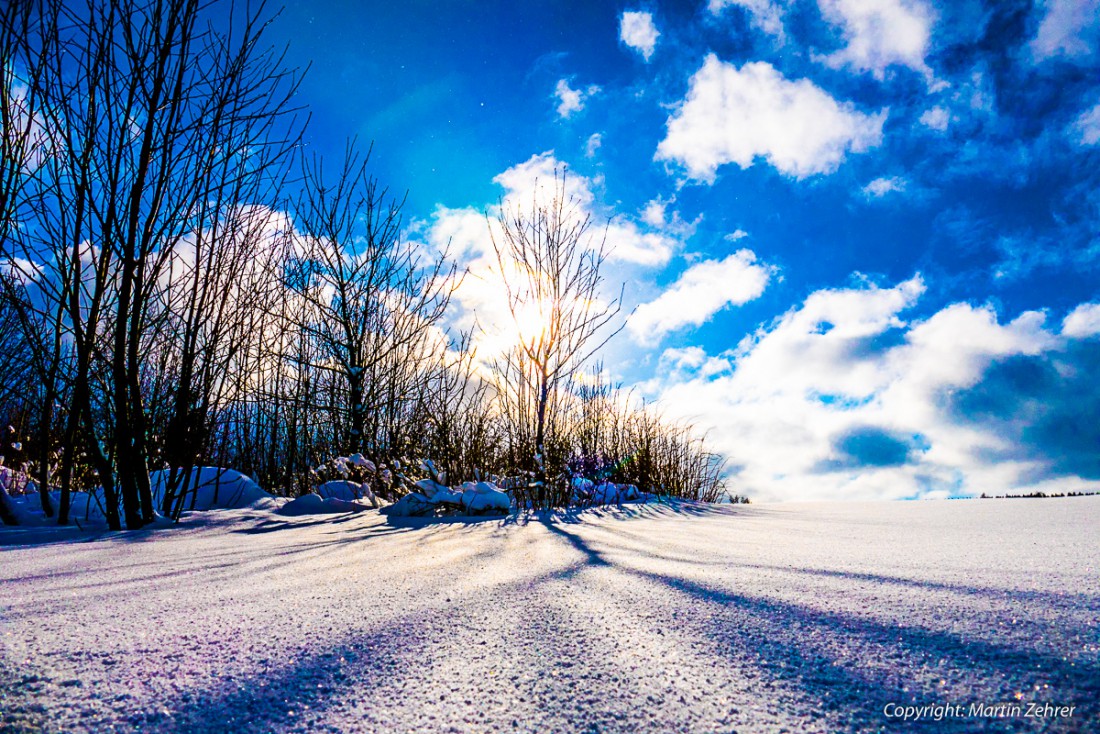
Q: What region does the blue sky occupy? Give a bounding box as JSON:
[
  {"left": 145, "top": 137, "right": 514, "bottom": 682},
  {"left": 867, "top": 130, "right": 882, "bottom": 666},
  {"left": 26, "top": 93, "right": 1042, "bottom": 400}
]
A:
[{"left": 269, "top": 0, "right": 1100, "bottom": 501}]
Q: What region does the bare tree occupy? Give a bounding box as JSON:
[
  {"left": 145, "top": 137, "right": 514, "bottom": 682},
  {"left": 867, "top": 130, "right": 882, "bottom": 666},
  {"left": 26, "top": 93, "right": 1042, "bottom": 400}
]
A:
[
  {"left": 290, "top": 143, "right": 458, "bottom": 468},
  {"left": 0, "top": 0, "right": 64, "bottom": 523},
  {"left": 489, "top": 170, "right": 623, "bottom": 506},
  {"left": 4, "top": 0, "right": 301, "bottom": 529}
]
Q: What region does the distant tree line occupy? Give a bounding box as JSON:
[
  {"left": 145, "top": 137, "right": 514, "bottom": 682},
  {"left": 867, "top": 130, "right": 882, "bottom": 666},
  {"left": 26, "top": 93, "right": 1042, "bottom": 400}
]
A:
[
  {"left": 977, "top": 491, "right": 1098, "bottom": 499},
  {"left": 0, "top": 0, "right": 730, "bottom": 529}
]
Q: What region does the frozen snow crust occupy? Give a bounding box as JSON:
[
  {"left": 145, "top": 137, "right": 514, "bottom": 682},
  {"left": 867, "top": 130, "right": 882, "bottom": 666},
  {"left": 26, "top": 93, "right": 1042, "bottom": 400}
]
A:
[{"left": 2, "top": 497, "right": 1098, "bottom": 733}]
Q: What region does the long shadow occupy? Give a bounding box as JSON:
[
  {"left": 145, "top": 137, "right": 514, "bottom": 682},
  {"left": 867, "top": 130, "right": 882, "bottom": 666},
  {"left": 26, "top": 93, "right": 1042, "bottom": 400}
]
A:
[
  {"left": 741, "top": 562, "right": 1100, "bottom": 610},
  {"left": 233, "top": 512, "right": 378, "bottom": 534},
  {"left": 382, "top": 512, "right": 508, "bottom": 530},
  {"left": 0, "top": 523, "right": 144, "bottom": 548},
  {"left": 95, "top": 614, "right": 428, "bottom": 733},
  {"left": 9, "top": 505, "right": 1096, "bottom": 732},
  {"left": 376, "top": 496, "right": 733, "bottom": 531},
  {"left": 496, "top": 498, "right": 745, "bottom": 529},
  {"left": 0, "top": 654, "right": 49, "bottom": 734},
  {"left": 2, "top": 521, "right": 427, "bottom": 617},
  {"left": 53, "top": 554, "right": 636, "bottom": 733},
  {"left": 543, "top": 519, "right": 1100, "bottom": 732},
  {"left": 0, "top": 508, "right": 279, "bottom": 548}
]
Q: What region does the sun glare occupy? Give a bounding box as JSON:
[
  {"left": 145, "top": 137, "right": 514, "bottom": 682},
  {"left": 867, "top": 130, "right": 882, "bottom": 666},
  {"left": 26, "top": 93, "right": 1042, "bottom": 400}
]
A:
[{"left": 513, "top": 298, "right": 554, "bottom": 349}]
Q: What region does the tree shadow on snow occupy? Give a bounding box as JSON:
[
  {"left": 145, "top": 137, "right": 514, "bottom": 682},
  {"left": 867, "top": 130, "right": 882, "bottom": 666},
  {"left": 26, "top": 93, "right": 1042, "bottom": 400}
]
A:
[
  {"left": 539, "top": 520, "right": 1100, "bottom": 732},
  {"left": 740, "top": 562, "right": 1100, "bottom": 611},
  {"left": 382, "top": 512, "right": 508, "bottom": 530}
]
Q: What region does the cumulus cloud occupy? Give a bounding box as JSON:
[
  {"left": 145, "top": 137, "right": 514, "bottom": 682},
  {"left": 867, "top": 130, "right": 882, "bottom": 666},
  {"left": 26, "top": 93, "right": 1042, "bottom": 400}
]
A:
[
  {"left": 644, "top": 275, "right": 1098, "bottom": 502},
  {"left": 554, "top": 79, "right": 600, "bottom": 119},
  {"left": 1030, "top": 0, "right": 1100, "bottom": 61},
  {"left": 641, "top": 199, "right": 667, "bottom": 228},
  {"left": 862, "top": 176, "right": 907, "bottom": 198},
  {"left": 1074, "top": 102, "right": 1100, "bottom": 145},
  {"left": 628, "top": 250, "right": 774, "bottom": 344},
  {"left": 1062, "top": 302, "right": 1100, "bottom": 337},
  {"left": 603, "top": 220, "right": 679, "bottom": 267},
  {"left": 919, "top": 106, "right": 950, "bottom": 131},
  {"left": 709, "top": 0, "right": 788, "bottom": 39},
  {"left": 817, "top": 0, "right": 934, "bottom": 79},
  {"left": 0, "top": 257, "right": 44, "bottom": 285},
  {"left": 656, "top": 55, "right": 885, "bottom": 181},
  {"left": 491, "top": 152, "right": 594, "bottom": 211},
  {"left": 419, "top": 153, "right": 691, "bottom": 361},
  {"left": 620, "top": 11, "right": 660, "bottom": 61}
]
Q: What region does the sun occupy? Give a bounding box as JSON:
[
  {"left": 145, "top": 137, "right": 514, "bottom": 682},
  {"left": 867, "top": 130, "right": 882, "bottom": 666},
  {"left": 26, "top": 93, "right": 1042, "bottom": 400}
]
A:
[{"left": 512, "top": 297, "right": 555, "bottom": 351}]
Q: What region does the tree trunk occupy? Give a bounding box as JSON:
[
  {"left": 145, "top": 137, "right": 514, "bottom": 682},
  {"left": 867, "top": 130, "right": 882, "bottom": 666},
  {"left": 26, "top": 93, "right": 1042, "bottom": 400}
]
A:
[
  {"left": 82, "top": 409, "right": 120, "bottom": 531},
  {"left": 349, "top": 370, "right": 365, "bottom": 454},
  {"left": 37, "top": 390, "right": 55, "bottom": 519},
  {"left": 535, "top": 372, "right": 550, "bottom": 507},
  {"left": 0, "top": 480, "right": 19, "bottom": 525}
]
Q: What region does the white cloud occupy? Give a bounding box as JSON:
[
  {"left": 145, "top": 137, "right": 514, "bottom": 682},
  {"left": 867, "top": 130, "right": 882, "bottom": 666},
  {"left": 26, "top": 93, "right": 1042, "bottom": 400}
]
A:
[
  {"left": 421, "top": 204, "right": 491, "bottom": 260},
  {"left": 422, "top": 153, "right": 691, "bottom": 362},
  {"left": 554, "top": 79, "right": 600, "bottom": 119},
  {"left": 1062, "top": 303, "right": 1100, "bottom": 337},
  {"left": 656, "top": 55, "right": 886, "bottom": 181},
  {"left": 628, "top": 250, "right": 774, "bottom": 344},
  {"left": 603, "top": 220, "right": 679, "bottom": 266},
  {"left": 862, "top": 176, "right": 907, "bottom": 197},
  {"left": 0, "top": 257, "right": 43, "bottom": 285},
  {"left": 817, "top": 0, "right": 934, "bottom": 79},
  {"left": 585, "top": 133, "right": 602, "bottom": 158},
  {"left": 487, "top": 153, "right": 681, "bottom": 267},
  {"left": 709, "top": 0, "right": 787, "bottom": 39},
  {"left": 1074, "top": 102, "right": 1100, "bottom": 145},
  {"left": 1030, "top": 0, "right": 1100, "bottom": 61},
  {"left": 643, "top": 276, "right": 1097, "bottom": 502},
  {"left": 658, "top": 346, "right": 732, "bottom": 381},
  {"left": 491, "top": 152, "right": 594, "bottom": 210},
  {"left": 726, "top": 229, "right": 750, "bottom": 242},
  {"left": 641, "top": 199, "right": 666, "bottom": 227},
  {"left": 919, "top": 106, "right": 950, "bottom": 131},
  {"left": 620, "top": 11, "right": 660, "bottom": 61}
]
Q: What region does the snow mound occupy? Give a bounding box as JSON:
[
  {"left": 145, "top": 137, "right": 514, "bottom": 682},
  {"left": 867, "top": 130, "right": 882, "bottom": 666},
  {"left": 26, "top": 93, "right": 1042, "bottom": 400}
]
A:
[
  {"left": 383, "top": 480, "right": 512, "bottom": 518},
  {"left": 316, "top": 480, "right": 380, "bottom": 508},
  {"left": 572, "top": 479, "right": 644, "bottom": 505},
  {"left": 151, "top": 468, "right": 277, "bottom": 512},
  {"left": 461, "top": 481, "right": 511, "bottom": 513},
  {"left": 383, "top": 492, "right": 436, "bottom": 517},
  {"left": 278, "top": 493, "right": 369, "bottom": 516},
  {"left": 3, "top": 467, "right": 277, "bottom": 527}
]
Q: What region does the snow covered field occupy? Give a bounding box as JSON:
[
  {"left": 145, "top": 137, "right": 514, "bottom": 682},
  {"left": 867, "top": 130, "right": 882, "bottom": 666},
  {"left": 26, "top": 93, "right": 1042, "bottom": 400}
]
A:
[{"left": 2, "top": 497, "right": 1098, "bottom": 733}]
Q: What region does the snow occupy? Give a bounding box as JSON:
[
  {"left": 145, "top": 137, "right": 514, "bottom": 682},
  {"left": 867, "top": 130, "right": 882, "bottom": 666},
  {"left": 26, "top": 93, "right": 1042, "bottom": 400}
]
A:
[
  {"left": 277, "top": 493, "right": 369, "bottom": 516},
  {"left": 346, "top": 453, "right": 376, "bottom": 473},
  {"left": 413, "top": 477, "right": 451, "bottom": 498},
  {"left": 381, "top": 491, "right": 435, "bottom": 517},
  {"left": 571, "top": 478, "right": 644, "bottom": 505},
  {"left": 315, "top": 480, "right": 380, "bottom": 508},
  {"left": 461, "top": 481, "right": 511, "bottom": 513},
  {"left": 1, "top": 497, "right": 1098, "bottom": 732},
  {"left": 384, "top": 479, "right": 511, "bottom": 516},
  {"left": 150, "top": 467, "right": 278, "bottom": 513},
  {"left": 3, "top": 468, "right": 397, "bottom": 526}
]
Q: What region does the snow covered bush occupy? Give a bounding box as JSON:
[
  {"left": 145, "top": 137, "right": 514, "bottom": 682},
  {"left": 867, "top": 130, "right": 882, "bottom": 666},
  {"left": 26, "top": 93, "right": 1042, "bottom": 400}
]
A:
[
  {"left": 311, "top": 453, "right": 406, "bottom": 505},
  {"left": 382, "top": 478, "right": 510, "bottom": 518}
]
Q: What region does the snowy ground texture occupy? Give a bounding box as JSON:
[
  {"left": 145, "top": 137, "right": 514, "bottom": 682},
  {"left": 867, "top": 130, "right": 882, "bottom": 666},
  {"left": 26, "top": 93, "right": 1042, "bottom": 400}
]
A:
[{"left": 2, "top": 497, "right": 1098, "bottom": 733}]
